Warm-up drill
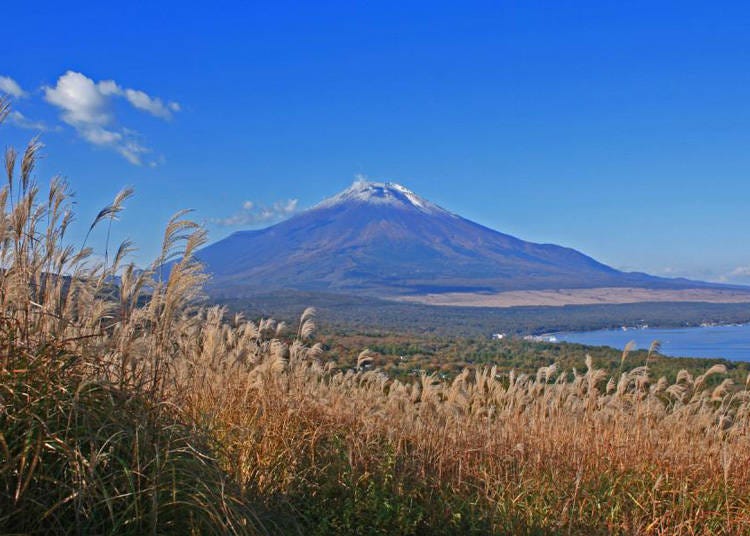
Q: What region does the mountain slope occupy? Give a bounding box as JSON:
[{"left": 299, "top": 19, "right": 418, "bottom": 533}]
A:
[{"left": 197, "top": 181, "right": 717, "bottom": 297}]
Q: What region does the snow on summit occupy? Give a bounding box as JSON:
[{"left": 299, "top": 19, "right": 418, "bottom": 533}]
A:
[{"left": 315, "top": 180, "right": 446, "bottom": 214}]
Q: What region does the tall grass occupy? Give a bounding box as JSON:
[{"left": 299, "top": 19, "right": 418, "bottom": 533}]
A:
[
  {"left": 0, "top": 98, "right": 257, "bottom": 534},
  {"left": 2, "top": 96, "right": 750, "bottom": 534}
]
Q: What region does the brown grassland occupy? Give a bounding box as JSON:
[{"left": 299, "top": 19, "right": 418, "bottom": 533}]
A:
[
  {"left": 398, "top": 287, "right": 750, "bottom": 308},
  {"left": 2, "top": 98, "right": 750, "bottom": 534}
]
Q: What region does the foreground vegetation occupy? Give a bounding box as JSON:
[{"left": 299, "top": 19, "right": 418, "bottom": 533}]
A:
[{"left": 2, "top": 100, "right": 750, "bottom": 534}]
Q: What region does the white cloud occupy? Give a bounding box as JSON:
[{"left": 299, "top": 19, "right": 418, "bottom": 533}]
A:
[
  {"left": 213, "top": 199, "right": 300, "bottom": 226},
  {"left": 8, "top": 111, "right": 57, "bottom": 132},
  {"left": 729, "top": 266, "right": 750, "bottom": 278},
  {"left": 0, "top": 75, "right": 27, "bottom": 98},
  {"left": 118, "top": 139, "right": 150, "bottom": 166},
  {"left": 43, "top": 71, "right": 179, "bottom": 165},
  {"left": 97, "top": 80, "right": 121, "bottom": 96},
  {"left": 44, "top": 71, "right": 111, "bottom": 125},
  {"left": 712, "top": 266, "right": 750, "bottom": 284},
  {"left": 91, "top": 77, "right": 178, "bottom": 119},
  {"left": 124, "top": 88, "right": 176, "bottom": 119},
  {"left": 80, "top": 126, "right": 121, "bottom": 145},
  {"left": 619, "top": 264, "right": 750, "bottom": 285}
]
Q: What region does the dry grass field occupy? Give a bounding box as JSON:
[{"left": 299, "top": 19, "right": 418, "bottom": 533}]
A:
[
  {"left": 3, "top": 99, "right": 750, "bottom": 534},
  {"left": 398, "top": 287, "right": 750, "bottom": 308}
]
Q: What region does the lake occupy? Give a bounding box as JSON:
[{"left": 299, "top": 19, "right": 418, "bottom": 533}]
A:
[{"left": 553, "top": 324, "right": 750, "bottom": 361}]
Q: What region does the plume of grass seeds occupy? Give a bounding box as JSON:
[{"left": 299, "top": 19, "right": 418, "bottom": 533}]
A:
[{"left": 619, "top": 340, "right": 636, "bottom": 371}]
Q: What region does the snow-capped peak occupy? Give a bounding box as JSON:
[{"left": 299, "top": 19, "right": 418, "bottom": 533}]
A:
[{"left": 315, "top": 179, "right": 448, "bottom": 215}]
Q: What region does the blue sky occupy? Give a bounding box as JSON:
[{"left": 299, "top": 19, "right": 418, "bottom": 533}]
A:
[{"left": 2, "top": 1, "right": 750, "bottom": 283}]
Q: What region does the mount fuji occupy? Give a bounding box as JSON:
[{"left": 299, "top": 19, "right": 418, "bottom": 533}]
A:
[{"left": 194, "top": 180, "right": 723, "bottom": 300}]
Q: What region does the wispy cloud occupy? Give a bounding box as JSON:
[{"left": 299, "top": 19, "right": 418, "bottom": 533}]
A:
[
  {"left": 704, "top": 266, "right": 750, "bottom": 284},
  {"left": 8, "top": 111, "right": 58, "bottom": 132},
  {"left": 97, "top": 79, "right": 179, "bottom": 120},
  {"left": 43, "top": 71, "right": 179, "bottom": 165},
  {"left": 726, "top": 266, "right": 750, "bottom": 281},
  {"left": 0, "top": 75, "right": 26, "bottom": 98},
  {"left": 212, "top": 199, "right": 300, "bottom": 226},
  {"left": 655, "top": 266, "right": 708, "bottom": 279}
]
